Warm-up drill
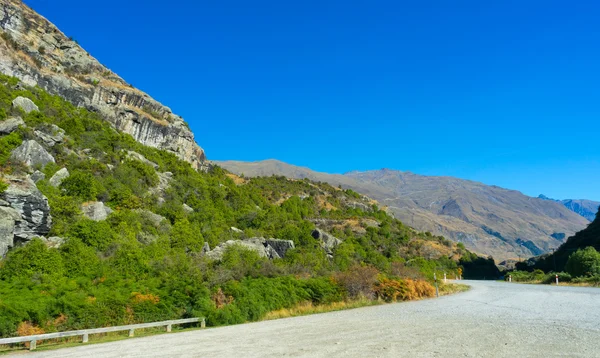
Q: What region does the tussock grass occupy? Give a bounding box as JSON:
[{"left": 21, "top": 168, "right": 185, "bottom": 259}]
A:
[
  {"left": 439, "top": 283, "right": 470, "bottom": 296},
  {"left": 263, "top": 297, "right": 379, "bottom": 320}
]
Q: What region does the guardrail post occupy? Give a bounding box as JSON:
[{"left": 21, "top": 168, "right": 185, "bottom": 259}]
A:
[
  {"left": 82, "top": 333, "right": 89, "bottom": 343},
  {"left": 166, "top": 324, "right": 172, "bottom": 332},
  {"left": 29, "top": 339, "right": 36, "bottom": 351},
  {"left": 128, "top": 329, "right": 135, "bottom": 337},
  {"left": 201, "top": 318, "right": 206, "bottom": 328}
]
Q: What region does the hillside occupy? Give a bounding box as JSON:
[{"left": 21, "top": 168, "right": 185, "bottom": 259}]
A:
[
  {"left": 0, "top": 72, "right": 499, "bottom": 338},
  {"left": 0, "top": 0, "right": 206, "bottom": 170},
  {"left": 521, "top": 209, "right": 600, "bottom": 273},
  {"left": 217, "top": 160, "right": 590, "bottom": 260}
]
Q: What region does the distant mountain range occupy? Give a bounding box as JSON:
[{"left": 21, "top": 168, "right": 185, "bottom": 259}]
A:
[
  {"left": 538, "top": 195, "right": 599, "bottom": 222},
  {"left": 216, "top": 160, "right": 590, "bottom": 261}
]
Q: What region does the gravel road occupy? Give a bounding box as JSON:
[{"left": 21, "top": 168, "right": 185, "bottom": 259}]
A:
[{"left": 23, "top": 280, "right": 600, "bottom": 357}]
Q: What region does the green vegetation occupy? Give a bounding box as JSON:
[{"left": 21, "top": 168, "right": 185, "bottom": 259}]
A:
[
  {"left": 507, "top": 247, "right": 600, "bottom": 286},
  {"left": 0, "top": 73, "right": 488, "bottom": 341}
]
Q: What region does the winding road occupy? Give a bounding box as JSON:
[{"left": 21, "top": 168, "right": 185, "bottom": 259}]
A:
[{"left": 26, "top": 281, "right": 600, "bottom": 357}]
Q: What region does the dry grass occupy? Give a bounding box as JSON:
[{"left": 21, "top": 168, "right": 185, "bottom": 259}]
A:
[
  {"left": 226, "top": 173, "right": 246, "bottom": 185},
  {"left": 439, "top": 283, "right": 470, "bottom": 296},
  {"left": 263, "top": 297, "right": 379, "bottom": 321}
]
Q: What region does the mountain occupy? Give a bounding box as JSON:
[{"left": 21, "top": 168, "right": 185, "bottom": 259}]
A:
[
  {"left": 538, "top": 195, "right": 599, "bottom": 222},
  {"left": 0, "top": 0, "right": 206, "bottom": 170},
  {"left": 216, "top": 160, "right": 590, "bottom": 260}
]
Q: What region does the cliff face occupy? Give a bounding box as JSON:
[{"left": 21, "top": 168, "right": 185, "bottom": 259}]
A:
[{"left": 0, "top": 0, "right": 206, "bottom": 169}]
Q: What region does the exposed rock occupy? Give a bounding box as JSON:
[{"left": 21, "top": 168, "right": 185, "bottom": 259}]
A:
[
  {"left": 11, "top": 96, "right": 38, "bottom": 113},
  {"left": 42, "top": 236, "right": 64, "bottom": 249},
  {"left": 265, "top": 238, "right": 295, "bottom": 258},
  {"left": 81, "top": 201, "right": 113, "bottom": 221},
  {"left": 34, "top": 124, "right": 65, "bottom": 146},
  {"left": 134, "top": 209, "right": 166, "bottom": 226},
  {"left": 10, "top": 140, "right": 55, "bottom": 168},
  {"left": 125, "top": 150, "right": 158, "bottom": 169},
  {"left": 230, "top": 226, "right": 243, "bottom": 234},
  {"left": 0, "top": 205, "right": 20, "bottom": 257},
  {"left": 29, "top": 170, "right": 45, "bottom": 183},
  {"left": 0, "top": 116, "right": 25, "bottom": 134},
  {"left": 312, "top": 229, "right": 342, "bottom": 256},
  {"left": 149, "top": 172, "right": 172, "bottom": 203},
  {"left": 182, "top": 203, "right": 194, "bottom": 214},
  {"left": 362, "top": 219, "right": 380, "bottom": 228},
  {"left": 0, "top": 2, "right": 206, "bottom": 169},
  {"left": 201, "top": 242, "right": 210, "bottom": 254},
  {"left": 49, "top": 168, "right": 69, "bottom": 187},
  {"left": 205, "top": 237, "right": 293, "bottom": 261},
  {"left": 0, "top": 175, "right": 52, "bottom": 256}
]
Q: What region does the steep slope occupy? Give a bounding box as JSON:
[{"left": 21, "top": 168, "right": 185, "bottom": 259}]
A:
[
  {"left": 523, "top": 209, "right": 600, "bottom": 273},
  {"left": 0, "top": 0, "right": 206, "bottom": 169},
  {"left": 0, "top": 74, "right": 497, "bottom": 338},
  {"left": 217, "top": 160, "right": 590, "bottom": 260},
  {"left": 538, "top": 195, "right": 599, "bottom": 222}
]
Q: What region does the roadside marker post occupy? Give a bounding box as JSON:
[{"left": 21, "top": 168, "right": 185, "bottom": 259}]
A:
[
  {"left": 434, "top": 272, "right": 439, "bottom": 298},
  {"left": 509, "top": 275, "right": 512, "bottom": 283},
  {"left": 556, "top": 274, "right": 559, "bottom": 286},
  {"left": 444, "top": 273, "right": 447, "bottom": 283}
]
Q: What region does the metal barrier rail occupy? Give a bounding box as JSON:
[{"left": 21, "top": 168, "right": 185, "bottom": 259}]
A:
[{"left": 0, "top": 317, "right": 205, "bottom": 350}]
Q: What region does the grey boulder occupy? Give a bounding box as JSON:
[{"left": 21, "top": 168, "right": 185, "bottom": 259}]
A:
[
  {"left": 30, "top": 170, "right": 46, "bottom": 183},
  {"left": 0, "top": 175, "right": 52, "bottom": 256},
  {"left": 10, "top": 140, "right": 55, "bottom": 168},
  {"left": 205, "top": 237, "right": 294, "bottom": 261},
  {"left": 12, "top": 96, "right": 39, "bottom": 114},
  {"left": 34, "top": 124, "right": 65, "bottom": 147},
  {"left": 81, "top": 201, "right": 113, "bottom": 221},
  {"left": 312, "top": 229, "right": 342, "bottom": 256},
  {"left": 49, "top": 168, "right": 69, "bottom": 187},
  {"left": 0, "top": 117, "right": 25, "bottom": 134}
]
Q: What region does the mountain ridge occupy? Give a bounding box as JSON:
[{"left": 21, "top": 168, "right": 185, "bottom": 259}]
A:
[{"left": 216, "top": 159, "right": 590, "bottom": 260}]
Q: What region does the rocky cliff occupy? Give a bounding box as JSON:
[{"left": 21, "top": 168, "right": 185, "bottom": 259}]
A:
[{"left": 0, "top": 0, "right": 206, "bottom": 169}]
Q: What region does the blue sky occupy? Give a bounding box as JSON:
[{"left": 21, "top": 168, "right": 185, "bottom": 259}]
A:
[{"left": 25, "top": 0, "right": 600, "bottom": 201}]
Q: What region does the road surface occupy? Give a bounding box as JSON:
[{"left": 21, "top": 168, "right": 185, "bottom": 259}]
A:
[{"left": 24, "top": 281, "right": 600, "bottom": 357}]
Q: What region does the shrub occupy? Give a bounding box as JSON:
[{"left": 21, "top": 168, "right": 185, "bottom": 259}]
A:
[
  {"left": 566, "top": 247, "right": 600, "bottom": 277},
  {"left": 60, "top": 171, "right": 104, "bottom": 201},
  {"left": 333, "top": 265, "right": 379, "bottom": 299}
]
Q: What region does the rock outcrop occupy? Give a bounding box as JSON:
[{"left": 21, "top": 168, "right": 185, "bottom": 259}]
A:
[
  {"left": 265, "top": 238, "right": 295, "bottom": 258},
  {"left": 34, "top": 124, "right": 65, "bottom": 147},
  {"left": 10, "top": 139, "right": 54, "bottom": 168},
  {"left": 0, "top": 116, "right": 24, "bottom": 134},
  {"left": 0, "top": 0, "right": 206, "bottom": 170},
  {"left": 0, "top": 175, "right": 52, "bottom": 256},
  {"left": 312, "top": 229, "right": 342, "bottom": 256},
  {"left": 205, "top": 237, "right": 295, "bottom": 261},
  {"left": 49, "top": 167, "right": 69, "bottom": 187},
  {"left": 29, "top": 170, "right": 45, "bottom": 183},
  {"left": 81, "top": 201, "right": 113, "bottom": 221},
  {"left": 11, "top": 96, "right": 38, "bottom": 113},
  {"left": 126, "top": 151, "right": 158, "bottom": 169}
]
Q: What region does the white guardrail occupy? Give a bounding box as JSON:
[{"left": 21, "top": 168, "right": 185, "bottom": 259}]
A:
[{"left": 0, "top": 317, "right": 205, "bottom": 351}]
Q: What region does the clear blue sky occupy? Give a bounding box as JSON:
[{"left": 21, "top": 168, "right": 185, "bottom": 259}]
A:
[{"left": 25, "top": 0, "right": 600, "bottom": 201}]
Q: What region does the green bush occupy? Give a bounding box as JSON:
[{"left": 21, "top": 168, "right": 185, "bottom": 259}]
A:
[{"left": 566, "top": 247, "right": 600, "bottom": 277}]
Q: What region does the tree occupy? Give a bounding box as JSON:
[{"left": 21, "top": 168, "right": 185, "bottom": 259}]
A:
[{"left": 565, "top": 247, "right": 600, "bottom": 277}]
